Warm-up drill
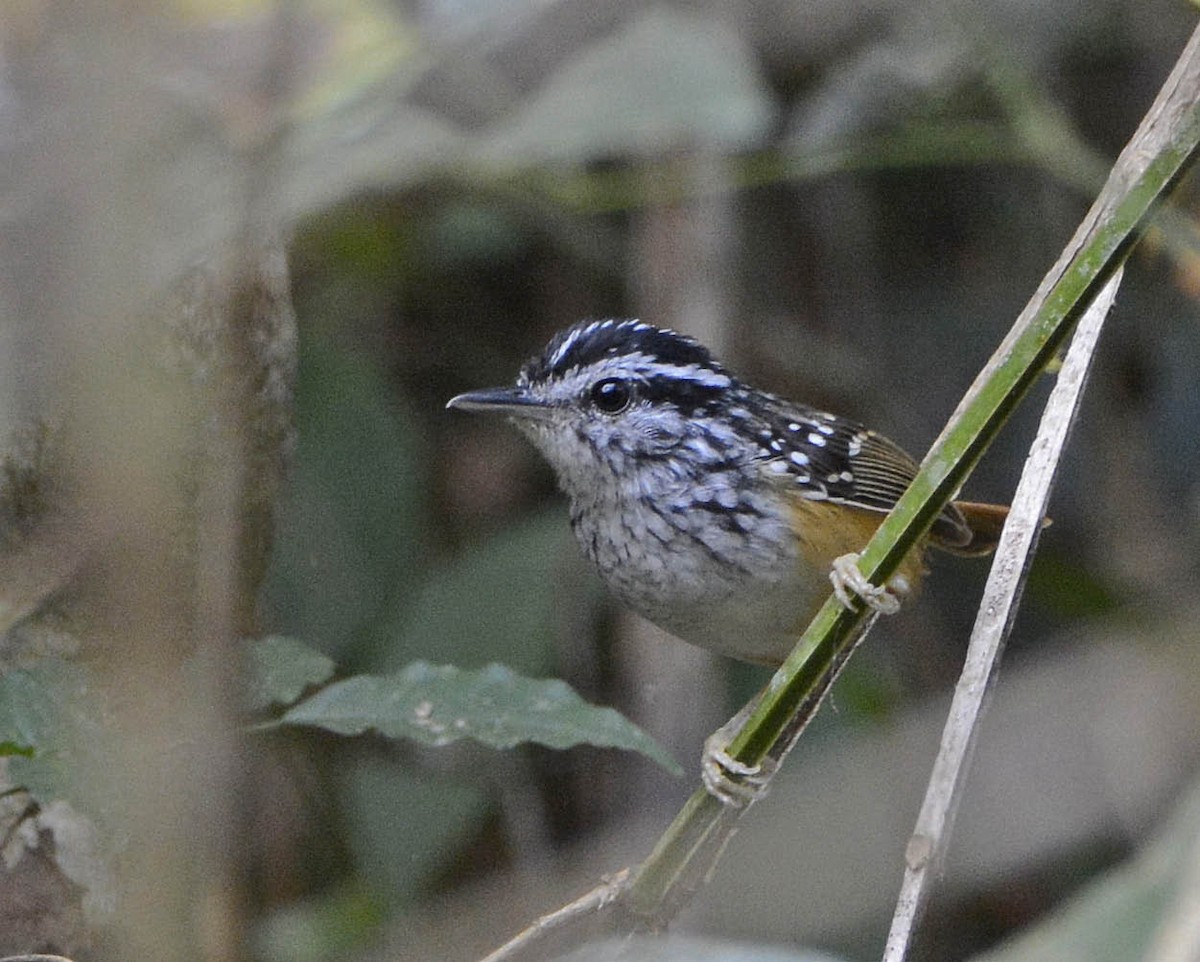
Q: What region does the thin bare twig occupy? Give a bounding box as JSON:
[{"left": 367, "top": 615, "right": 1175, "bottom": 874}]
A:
[
  {"left": 883, "top": 266, "right": 1123, "bottom": 962},
  {"left": 479, "top": 870, "right": 632, "bottom": 962}
]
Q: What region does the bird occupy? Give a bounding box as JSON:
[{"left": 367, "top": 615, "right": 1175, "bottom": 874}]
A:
[{"left": 447, "top": 319, "right": 1008, "bottom": 668}]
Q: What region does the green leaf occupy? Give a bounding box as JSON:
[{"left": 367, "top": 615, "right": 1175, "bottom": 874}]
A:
[
  {"left": 245, "top": 636, "right": 336, "bottom": 712},
  {"left": 280, "top": 661, "right": 681, "bottom": 774}
]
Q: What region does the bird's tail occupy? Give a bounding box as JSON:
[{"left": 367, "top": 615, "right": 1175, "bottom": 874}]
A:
[{"left": 937, "top": 500, "right": 1047, "bottom": 557}]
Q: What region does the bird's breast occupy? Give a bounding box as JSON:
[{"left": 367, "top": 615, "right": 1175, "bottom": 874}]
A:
[{"left": 568, "top": 485, "right": 823, "bottom": 663}]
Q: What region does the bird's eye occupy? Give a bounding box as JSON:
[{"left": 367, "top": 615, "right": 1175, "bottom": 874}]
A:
[{"left": 589, "top": 377, "right": 633, "bottom": 414}]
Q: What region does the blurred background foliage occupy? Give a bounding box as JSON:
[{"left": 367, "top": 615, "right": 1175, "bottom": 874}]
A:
[{"left": 3, "top": 0, "right": 1200, "bottom": 960}]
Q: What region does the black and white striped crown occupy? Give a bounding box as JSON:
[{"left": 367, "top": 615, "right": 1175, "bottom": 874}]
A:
[{"left": 519, "top": 319, "right": 737, "bottom": 410}]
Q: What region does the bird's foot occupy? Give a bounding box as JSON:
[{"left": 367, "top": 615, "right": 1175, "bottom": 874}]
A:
[
  {"left": 830, "top": 552, "right": 905, "bottom": 615},
  {"left": 701, "top": 722, "right": 777, "bottom": 808}
]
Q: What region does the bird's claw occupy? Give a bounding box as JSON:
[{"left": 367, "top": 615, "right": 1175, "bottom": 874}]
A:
[
  {"left": 702, "top": 730, "right": 777, "bottom": 808},
  {"left": 830, "top": 552, "right": 905, "bottom": 615}
]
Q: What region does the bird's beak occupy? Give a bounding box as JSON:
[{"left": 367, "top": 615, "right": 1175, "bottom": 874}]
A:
[{"left": 446, "top": 386, "right": 555, "bottom": 421}]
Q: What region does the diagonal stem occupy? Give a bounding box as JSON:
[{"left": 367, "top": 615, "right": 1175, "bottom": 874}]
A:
[{"left": 883, "top": 266, "right": 1124, "bottom": 962}]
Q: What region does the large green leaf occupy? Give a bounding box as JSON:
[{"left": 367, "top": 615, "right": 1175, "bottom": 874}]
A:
[{"left": 279, "top": 661, "right": 680, "bottom": 774}]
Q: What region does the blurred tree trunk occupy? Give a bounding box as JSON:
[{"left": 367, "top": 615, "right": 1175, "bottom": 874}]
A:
[{"left": 0, "top": 5, "right": 298, "bottom": 959}]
